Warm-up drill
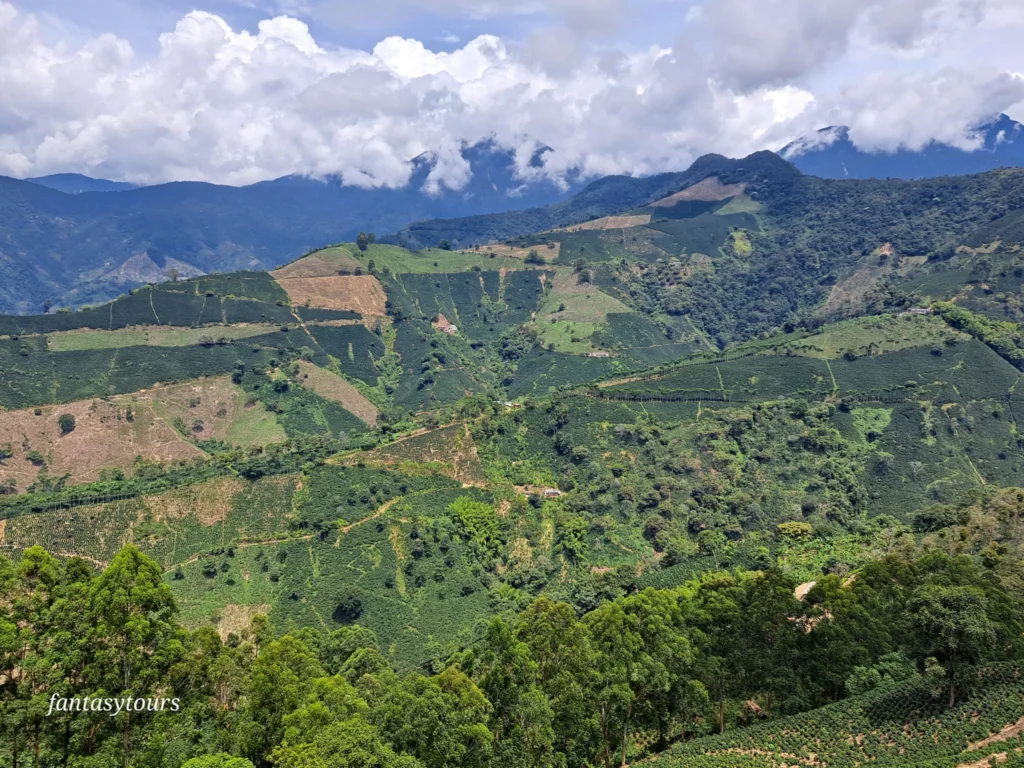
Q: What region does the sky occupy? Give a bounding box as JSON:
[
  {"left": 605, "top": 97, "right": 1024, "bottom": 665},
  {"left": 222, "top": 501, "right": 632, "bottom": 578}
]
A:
[{"left": 2, "top": 0, "right": 1023, "bottom": 188}]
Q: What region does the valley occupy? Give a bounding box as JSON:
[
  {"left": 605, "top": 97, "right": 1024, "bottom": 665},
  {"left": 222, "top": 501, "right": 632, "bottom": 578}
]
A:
[{"left": 4, "top": 154, "right": 1024, "bottom": 767}]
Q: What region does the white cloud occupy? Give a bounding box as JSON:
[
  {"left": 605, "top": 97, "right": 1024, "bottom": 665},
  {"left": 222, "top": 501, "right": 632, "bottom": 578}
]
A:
[{"left": 0, "top": 0, "right": 1022, "bottom": 188}]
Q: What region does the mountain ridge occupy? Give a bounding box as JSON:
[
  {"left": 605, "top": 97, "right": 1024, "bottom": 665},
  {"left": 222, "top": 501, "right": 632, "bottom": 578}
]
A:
[{"left": 782, "top": 112, "right": 1024, "bottom": 179}]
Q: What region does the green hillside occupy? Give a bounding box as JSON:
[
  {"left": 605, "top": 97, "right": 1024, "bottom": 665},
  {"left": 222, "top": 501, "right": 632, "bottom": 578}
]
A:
[{"left": 4, "top": 162, "right": 1024, "bottom": 768}]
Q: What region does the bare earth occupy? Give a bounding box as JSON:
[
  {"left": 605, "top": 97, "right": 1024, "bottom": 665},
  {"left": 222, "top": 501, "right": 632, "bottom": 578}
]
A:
[
  {"left": 217, "top": 603, "right": 271, "bottom": 642},
  {"left": 0, "top": 398, "right": 201, "bottom": 491},
  {"left": 651, "top": 177, "right": 748, "bottom": 206},
  {"left": 550, "top": 214, "right": 651, "bottom": 232},
  {"left": 272, "top": 252, "right": 361, "bottom": 279},
  {"left": 272, "top": 274, "right": 387, "bottom": 315},
  {"left": 472, "top": 242, "right": 561, "bottom": 261},
  {"left": 295, "top": 361, "right": 379, "bottom": 426}
]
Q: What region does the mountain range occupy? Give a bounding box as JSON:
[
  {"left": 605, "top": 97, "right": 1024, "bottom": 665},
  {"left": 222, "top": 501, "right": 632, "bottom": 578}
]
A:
[
  {"left": 4, "top": 116, "right": 1024, "bottom": 316},
  {"left": 0, "top": 141, "right": 583, "bottom": 313},
  {"left": 783, "top": 112, "right": 1024, "bottom": 179}
]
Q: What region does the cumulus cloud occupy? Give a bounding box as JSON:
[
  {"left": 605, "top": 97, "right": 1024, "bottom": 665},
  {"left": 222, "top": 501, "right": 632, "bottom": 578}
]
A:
[{"left": 0, "top": 0, "right": 1022, "bottom": 187}]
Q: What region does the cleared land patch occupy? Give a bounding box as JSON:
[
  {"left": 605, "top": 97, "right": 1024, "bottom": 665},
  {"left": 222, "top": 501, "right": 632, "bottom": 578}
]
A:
[
  {"left": 471, "top": 242, "right": 561, "bottom": 262},
  {"left": 714, "top": 193, "right": 763, "bottom": 215},
  {"left": 530, "top": 269, "right": 632, "bottom": 353},
  {"left": 273, "top": 274, "right": 388, "bottom": 316},
  {"left": 295, "top": 360, "right": 379, "bottom": 426},
  {"left": 349, "top": 423, "right": 486, "bottom": 485},
  {"left": 217, "top": 603, "right": 271, "bottom": 641},
  {"left": 298, "top": 243, "right": 526, "bottom": 273},
  {"left": 783, "top": 314, "right": 967, "bottom": 358},
  {"left": 0, "top": 376, "right": 287, "bottom": 492},
  {"left": 651, "top": 177, "right": 747, "bottom": 206},
  {"left": 0, "top": 397, "right": 201, "bottom": 491},
  {"left": 550, "top": 214, "right": 651, "bottom": 232},
  {"left": 45, "top": 323, "right": 281, "bottom": 352},
  {"left": 272, "top": 252, "right": 362, "bottom": 279},
  {"left": 147, "top": 477, "right": 245, "bottom": 525}
]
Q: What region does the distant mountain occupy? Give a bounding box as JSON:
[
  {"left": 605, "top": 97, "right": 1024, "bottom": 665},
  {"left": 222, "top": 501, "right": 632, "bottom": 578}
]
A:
[
  {"left": 25, "top": 173, "right": 140, "bottom": 194},
  {"left": 0, "top": 141, "right": 584, "bottom": 313},
  {"left": 781, "top": 113, "right": 1024, "bottom": 179},
  {"left": 394, "top": 151, "right": 800, "bottom": 249}
]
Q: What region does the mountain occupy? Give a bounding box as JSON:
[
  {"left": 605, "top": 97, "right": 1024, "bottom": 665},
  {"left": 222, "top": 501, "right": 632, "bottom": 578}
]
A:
[
  {"left": 25, "top": 173, "right": 141, "bottom": 193},
  {"left": 0, "top": 141, "right": 584, "bottom": 314},
  {"left": 394, "top": 151, "right": 800, "bottom": 249},
  {"left": 781, "top": 112, "right": 1024, "bottom": 179},
  {"left": 4, "top": 156, "right": 1024, "bottom": 767}
]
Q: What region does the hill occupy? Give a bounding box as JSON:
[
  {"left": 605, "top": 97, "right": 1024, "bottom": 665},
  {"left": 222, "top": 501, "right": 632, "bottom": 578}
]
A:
[
  {"left": 25, "top": 173, "right": 141, "bottom": 193},
  {"left": 0, "top": 141, "right": 583, "bottom": 314},
  {"left": 782, "top": 113, "right": 1024, "bottom": 179},
  {"left": 4, "top": 158, "right": 1024, "bottom": 767}
]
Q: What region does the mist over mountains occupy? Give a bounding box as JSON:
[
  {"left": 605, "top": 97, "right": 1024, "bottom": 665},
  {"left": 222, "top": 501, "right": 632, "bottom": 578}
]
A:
[{"left": 783, "top": 113, "right": 1024, "bottom": 179}]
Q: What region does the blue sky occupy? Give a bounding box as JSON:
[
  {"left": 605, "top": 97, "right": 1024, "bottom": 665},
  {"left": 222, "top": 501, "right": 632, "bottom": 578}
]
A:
[{"left": 4, "top": 0, "right": 1023, "bottom": 186}]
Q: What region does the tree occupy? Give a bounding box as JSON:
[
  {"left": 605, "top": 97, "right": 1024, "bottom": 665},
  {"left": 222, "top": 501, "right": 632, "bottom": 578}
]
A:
[
  {"left": 269, "top": 676, "right": 416, "bottom": 768},
  {"left": 241, "top": 635, "right": 324, "bottom": 763},
  {"left": 356, "top": 233, "right": 370, "bottom": 251},
  {"left": 437, "top": 240, "right": 452, "bottom": 251},
  {"left": 515, "top": 598, "right": 600, "bottom": 766},
  {"left": 909, "top": 584, "right": 997, "bottom": 706},
  {"left": 474, "top": 619, "right": 556, "bottom": 768},
  {"left": 372, "top": 667, "right": 492, "bottom": 768},
  {"left": 524, "top": 250, "right": 545, "bottom": 265},
  {"left": 57, "top": 414, "right": 75, "bottom": 435},
  {"left": 182, "top": 756, "right": 256, "bottom": 768},
  {"left": 88, "top": 545, "right": 182, "bottom": 768},
  {"left": 585, "top": 589, "right": 694, "bottom": 767}
]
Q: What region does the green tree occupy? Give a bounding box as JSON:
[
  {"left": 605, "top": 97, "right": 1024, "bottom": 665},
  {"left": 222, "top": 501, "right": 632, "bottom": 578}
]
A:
[
  {"left": 57, "top": 414, "right": 75, "bottom": 435},
  {"left": 474, "top": 618, "right": 556, "bottom": 768},
  {"left": 241, "top": 635, "right": 324, "bottom": 763},
  {"left": 909, "top": 584, "right": 997, "bottom": 706},
  {"left": 356, "top": 233, "right": 370, "bottom": 251},
  {"left": 515, "top": 597, "right": 599, "bottom": 766},
  {"left": 88, "top": 545, "right": 182, "bottom": 768},
  {"left": 372, "top": 667, "right": 492, "bottom": 768},
  {"left": 585, "top": 589, "right": 694, "bottom": 768}
]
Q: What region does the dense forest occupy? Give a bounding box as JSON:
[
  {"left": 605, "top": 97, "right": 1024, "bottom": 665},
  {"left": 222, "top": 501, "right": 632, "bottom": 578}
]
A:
[{"left": 3, "top": 537, "right": 1023, "bottom": 768}]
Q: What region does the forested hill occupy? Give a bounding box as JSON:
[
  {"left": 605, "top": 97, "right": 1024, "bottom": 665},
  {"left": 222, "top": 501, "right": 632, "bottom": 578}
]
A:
[
  {"left": 393, "top": 151, "right": 800, "bottom": 248},
  {"left": 0, "top": 142, "right": 582, "bottom": 315}
]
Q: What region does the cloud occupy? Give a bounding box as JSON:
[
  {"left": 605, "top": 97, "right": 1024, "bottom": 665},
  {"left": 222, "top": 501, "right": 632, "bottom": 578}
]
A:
[{"left": 0, "top": 0, "right": 1022, "bottom": 188}]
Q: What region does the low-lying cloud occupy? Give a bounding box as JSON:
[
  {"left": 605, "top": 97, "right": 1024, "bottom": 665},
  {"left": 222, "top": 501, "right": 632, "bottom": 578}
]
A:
[{"left": 1, "top": 0, "right": 1022, "bottom": 188}]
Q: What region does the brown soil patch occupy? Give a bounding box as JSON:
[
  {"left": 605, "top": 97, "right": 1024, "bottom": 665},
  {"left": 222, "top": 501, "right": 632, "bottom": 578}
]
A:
[
  {"left": 295, "top": 361, "right": 379, "bottom": 426},
  {"left": 551, "top": 214, "right": 651, "bottom": 232},
  {"left": 968, "top": 717, "right": 1024, "bottom": 751},
  {"left": 273, "top": 250, "right": 362, "bottom": 279},
  {"left": 147, "top": 477, "right": 245, "bottom": 526},
  {"left": 794, "top": 581, "right": 817, "bottom": 600},
  {"left": 0, "top": 398, "right": 202, "bottom": 492},
  {"left": 959, "top": 754, "right": 1008, "bottom": 768},
  {"left": 217, "top": 604, "right": 271, "bottom": 642},
  {"left": 473, "top": 242, "right": 561, "bottom": 262},
  {"left": 0, "top": 519, "right": 6, "bottom": 546},
  {"left": 651, "top": 177, "right": 747, "bottom": 206},
  {"left": 273, "top": 275, "right": 387, "bottom": 315}
]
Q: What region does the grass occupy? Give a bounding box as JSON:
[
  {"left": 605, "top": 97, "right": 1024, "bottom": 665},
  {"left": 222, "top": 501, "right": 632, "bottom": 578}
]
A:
[
  {"left": 45, "top": 323, "right": 283, "bottom": 351},
  {"left": 307, "top": 243, "right": 526, "bottom": 274},
  {"left": 714, "top": 193, "right": 763, "bottom": 215},
  {"left": 224, "top": 391, "right": 288, "bottom": 447},
  {"left": 535, "top": 321, "right": 602, "bottom": 354},
  {"left": 783, "top": 314, "right": 965, "bottom": 359},
  {"left": 530, "top": 269, "right": 633, "bottom": 354}
]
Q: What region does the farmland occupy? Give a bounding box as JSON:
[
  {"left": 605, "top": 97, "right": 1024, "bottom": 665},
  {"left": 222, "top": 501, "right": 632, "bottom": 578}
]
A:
[{"left": 5, "top": 158, "right": 1024, "bottom": 768}]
